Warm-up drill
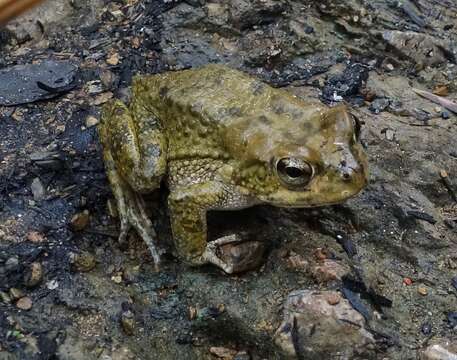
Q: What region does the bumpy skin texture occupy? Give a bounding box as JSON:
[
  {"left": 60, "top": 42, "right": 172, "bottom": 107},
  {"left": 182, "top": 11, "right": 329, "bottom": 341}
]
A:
[{"left": 99, "top": 64, "right": 368, "bottom": 273}]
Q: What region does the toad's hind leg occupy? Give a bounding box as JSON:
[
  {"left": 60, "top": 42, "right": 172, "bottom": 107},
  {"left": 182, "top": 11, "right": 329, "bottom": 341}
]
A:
[
  {"left": 168, "top": 182, "right": 253, "bottom": 274},
  {"left": 99, "top": 99, "right": 167, "bottom": 267}
]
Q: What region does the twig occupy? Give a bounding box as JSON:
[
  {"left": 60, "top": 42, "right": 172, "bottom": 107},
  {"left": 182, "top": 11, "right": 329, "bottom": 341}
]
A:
[
  {"left": 412, "top": 88, "right": 457, "bottom": 114},
  {"left": 0, "top": 0, "right": 45, "bottom": 25},
  {"left": 85, "top": 228, "right": 119, "bottom": 238},
  {"left": 440, "top": 170, "right": 457, "bottom": 203}
]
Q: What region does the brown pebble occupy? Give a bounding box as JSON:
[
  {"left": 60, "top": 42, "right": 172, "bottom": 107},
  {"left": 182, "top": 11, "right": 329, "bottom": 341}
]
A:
[
  {"left": 313, "top": 247, "right": 328, "bottom": 261},
  {"left": 326, "top": 292, "right": 341, "bottom": 305},
  {"left": 285, "top": 252, "right": 309, "bottom": 272},
  {"left": 70, "top": 252, "right": 96, "bottom": 272},
  {"left": 85, "top": 116, "right": 99, "bottom": 128},
  {"left": 417, "top": 286, "right": 428, "bottom": 296},
  {"left": 26, "top": 231, "right": 46, "bottom": 243},
  {"left": 70, "top": 210, "right": 90, "bottom": 231},
  {"left": 106, "top": 52, "right": 120, "bottom": 66},
  {"left": 433, "top": 84, "right": 449, "bottom": 97},
  {"left": 403, "top": 277, "right": 413, "bottom": 286},
  {"left": 24, "top": 262, "right": 43, "bottom": 288},
  {"left": 120, "top": 310, "right": 135, "bottom": 335},
  {"left": 9, "top": 288, "right": 24, "bottom": 300},
  {"left": 16, "top": 296, "right": 32, "bottom": 310},
  {"left": 362, "top": 88, "right": 376, "bottom": 102},
  {"left": 209, "top": 346, "right": 237, "bottom": 359}
]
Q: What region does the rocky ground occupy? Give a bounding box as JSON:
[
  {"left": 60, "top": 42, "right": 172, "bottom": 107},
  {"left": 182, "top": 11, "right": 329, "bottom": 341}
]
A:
[{"left": 0, "top": 0, "right": 456, "bottom": 359}]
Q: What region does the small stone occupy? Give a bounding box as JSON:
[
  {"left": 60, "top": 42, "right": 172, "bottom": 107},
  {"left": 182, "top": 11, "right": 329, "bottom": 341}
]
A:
[
  {"left": 11, "top": 109, "right": 24, "bottom": 121},
  {"left": 16, "top": 296, "right": 32, "bottom": 310},
  {"left": 369, "top": 97, "right": 391, "bottom": 114},
  {"left": 120, "top": 310, "right": 135, "bottom": 336},
  {"left": 24, "top": 262, "right": 43, "bottom": 288},
  {"left": 447, "top": 312, "right": 457, "bottom": 328},
  {"left": 85, "top": 80, "right": 103, "bottom": 95},
  {"left": 9, "top": 288, "right": 24, "bottom": 300},
  {"left": 31, "top": 177, "right": 45, "bottom": 201},
  {"left": 5, "top": 256, "right": 19, "bottom": 271},
  {"left": 312, "top": 259, "right": 349, "bottom": 283},
  {"left": 131, "top": 37, "right": 141, "bottom": 49},
  {"left": 362, "top": 88, "right": 376, "bottom": 102},
  {"left": 304, "top": 25, "right": 314, "bottom": 34},
  {"left": 385, "top": 129, "right": 395, "bottom": 141},
  {"left": 92, "top": 91, "right": 113, "bottom": 105},
  {"left": 55, "top": 124, "right": 66, "bottom": 133},
  {"left": 313, "top": 247, "right": 328, "bottom": 261},
  {"left": 421, "top": 322, "right": 432, "bottom": 335},
  {"left": 441, "top": 111, "right": 450, "bottom": 120},
  {"left": 433, "top": 84, "right": 449, "bottom": 96},
  {"left": 70, "top": 210, "right": 90, "bottom": 231},
  {"left": 403, "top": 277, "right": 413, "bottom": 286},
  {"left": 85, "top": 116, "right": 99, "bottom": 128},
  {"left": 209, "top": 346, "right": 237, "bottom": 359},
  {"left": 452, "top": 276, "right": 457, "bottom": 291},
  {"left": 122, "top": 265, "right": 140, "bottom": 284},
  {"left": 0, "top": 291, "right": 11, "bottom": 304},
  {"left": 418, "top": 286, "right": 428, "bottom": 296},
  {"left": 100, "top": 69, "right": 116, "bottom": 89},
  {"left": 110, "top": 9, "right": 123, "bottom": 18},
  {"left": 385, "top": 63, "right": 394, "bottom": 71},
  {"left": 188, "top": 306, "right": 197, "bottom": 320},
  {"left": 106, "top": 52, "right": 120, "bottom": 66},
  {"left": 46, "top": 280, "right": 59, "bottom": 290},
  {"left": 285, "top": 252, "right": 309, "bottom": 272},
  {"left": 70, "top": 251, "right": 96, "bottom": 272},
  {"left": 112, "top": 274, "right": 123, "bottom": 284},
  {"left": 325, "top": 292, "right": 341, "bottom": 305},
  {"left": 27, "top": 231, "right": 45, "bottom": 243},
  {"left": 422, "top": 344, "right": 457, "bottom": 360}
]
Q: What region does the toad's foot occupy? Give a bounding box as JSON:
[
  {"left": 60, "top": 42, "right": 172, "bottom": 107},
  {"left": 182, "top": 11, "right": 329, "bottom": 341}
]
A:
[
  {"left": 105, "top": 155, "right": 161, "bottom": 269},
  {"left": 99, "top": 98, "right": 167, "bottom": 270},
  {"left": 118, "top": 190, "right": 161, "bottom": 269},
  {"left": 203, "top": 235, "right": 265, "bottom": 274}
]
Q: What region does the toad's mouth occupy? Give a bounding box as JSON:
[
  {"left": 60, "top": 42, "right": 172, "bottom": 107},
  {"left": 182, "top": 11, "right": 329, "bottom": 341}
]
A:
[{"left": 259, "top": 185, "right": 366, "bottom": 208}]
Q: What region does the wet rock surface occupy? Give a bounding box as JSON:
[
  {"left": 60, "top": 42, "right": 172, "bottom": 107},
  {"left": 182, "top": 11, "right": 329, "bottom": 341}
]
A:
[
  {"left": 275, "top": 290, "right": 375, "bottom": 359},
  {"left": 1, "top": 0, "right": 457, "bottom": 359}
]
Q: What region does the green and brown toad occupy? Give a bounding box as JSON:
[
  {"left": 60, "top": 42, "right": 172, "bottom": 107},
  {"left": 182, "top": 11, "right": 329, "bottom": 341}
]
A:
[{"left": 99, "top": 64, "right": 368, "bottom": 273}]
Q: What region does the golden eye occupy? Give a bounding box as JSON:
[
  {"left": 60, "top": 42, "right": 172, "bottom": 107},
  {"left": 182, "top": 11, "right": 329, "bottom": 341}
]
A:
[{"left": 276, "top": 158, "right": 314, "bottom": 189}]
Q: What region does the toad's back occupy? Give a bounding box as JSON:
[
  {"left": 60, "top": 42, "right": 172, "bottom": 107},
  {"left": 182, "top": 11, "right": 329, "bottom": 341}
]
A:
[{"left": 131, "top": 64, "right": 326, "bottom": 161}]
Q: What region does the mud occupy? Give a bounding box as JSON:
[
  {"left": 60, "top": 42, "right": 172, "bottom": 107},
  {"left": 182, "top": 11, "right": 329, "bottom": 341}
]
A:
[{"left": 0, "top": 0, "right": 456, "bottom": 359}]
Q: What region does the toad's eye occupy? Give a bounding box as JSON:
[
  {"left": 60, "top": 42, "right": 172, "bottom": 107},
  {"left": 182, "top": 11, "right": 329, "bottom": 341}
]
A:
[{"left": 276, "top": 157, "right": 314, "bottom": 189}]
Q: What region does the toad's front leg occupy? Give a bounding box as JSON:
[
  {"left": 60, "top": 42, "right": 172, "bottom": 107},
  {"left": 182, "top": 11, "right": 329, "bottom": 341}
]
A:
[
  {"left": 99, "top": 99, "right": 167, "bottom": 268},
  {"left": 168, "top": 182, "right": 262, "bottom": 274}
]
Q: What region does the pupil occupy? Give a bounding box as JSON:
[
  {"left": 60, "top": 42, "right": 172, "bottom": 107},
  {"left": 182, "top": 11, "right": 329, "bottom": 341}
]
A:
[{"left": 285, "top": 166, "right": 303, "bottom": 178}]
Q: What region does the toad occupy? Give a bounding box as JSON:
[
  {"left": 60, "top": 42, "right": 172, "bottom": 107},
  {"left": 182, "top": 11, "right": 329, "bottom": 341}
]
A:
[{"left": 99, "top": 64, "right": 368, "bottom": 273}]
